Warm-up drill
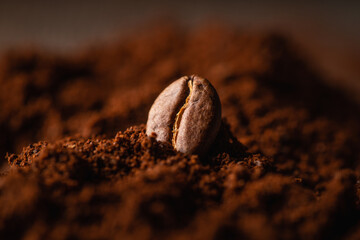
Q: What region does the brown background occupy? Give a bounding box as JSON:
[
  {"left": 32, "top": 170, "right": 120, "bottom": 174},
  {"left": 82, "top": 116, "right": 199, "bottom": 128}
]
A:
[{"left": 0, "top": 0, "right": 359, "bottom": 101}]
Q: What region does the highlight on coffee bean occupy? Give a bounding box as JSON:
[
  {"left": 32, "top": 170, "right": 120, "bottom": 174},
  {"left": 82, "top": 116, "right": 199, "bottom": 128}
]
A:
[{"left": 146, "top": 75, "right": 221, "bottom": 155}]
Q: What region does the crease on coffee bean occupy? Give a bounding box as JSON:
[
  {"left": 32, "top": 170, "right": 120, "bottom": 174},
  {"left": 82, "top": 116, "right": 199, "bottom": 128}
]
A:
[{"left": 172, "top": 77, "right": 193, "bottom": 149}]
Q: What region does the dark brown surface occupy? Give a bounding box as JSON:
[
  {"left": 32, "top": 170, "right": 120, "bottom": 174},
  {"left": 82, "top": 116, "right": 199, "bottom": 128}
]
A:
[{"left": 1, "top": 23, "right": 360, "bottom": 239}]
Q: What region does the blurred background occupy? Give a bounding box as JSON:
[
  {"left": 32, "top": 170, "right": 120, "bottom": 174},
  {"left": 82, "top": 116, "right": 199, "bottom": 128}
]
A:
[{"left": 1, "top": 0, "right": 359, "bottom": 101}]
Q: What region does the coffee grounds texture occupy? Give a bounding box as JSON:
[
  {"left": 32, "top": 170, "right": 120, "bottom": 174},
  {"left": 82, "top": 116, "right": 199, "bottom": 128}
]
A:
[{"left": 1, "top": 23, "right": 360, "bottom": 239}]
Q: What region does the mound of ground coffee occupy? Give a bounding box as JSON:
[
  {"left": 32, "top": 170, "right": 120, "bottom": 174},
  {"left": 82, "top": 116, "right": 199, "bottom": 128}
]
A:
[{"left": 0, "top": 23, "right": 360, "bottom": 239}]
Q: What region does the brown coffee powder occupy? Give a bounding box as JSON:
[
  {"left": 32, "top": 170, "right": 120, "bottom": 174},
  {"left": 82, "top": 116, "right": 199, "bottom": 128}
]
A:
[{"left": 0, "top": 23, "right": 360, "bottom": 239}]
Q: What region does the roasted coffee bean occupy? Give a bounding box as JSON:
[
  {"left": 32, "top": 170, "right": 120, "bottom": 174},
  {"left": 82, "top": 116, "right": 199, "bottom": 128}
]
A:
[{"left": 146, "top": 75, "right": 221, "bottom": 155}]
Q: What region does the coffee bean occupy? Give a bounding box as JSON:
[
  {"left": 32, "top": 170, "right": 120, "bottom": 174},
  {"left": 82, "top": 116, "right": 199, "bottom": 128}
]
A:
[{"left": 146, "top": 75, "right": 221, "bottom": 155}]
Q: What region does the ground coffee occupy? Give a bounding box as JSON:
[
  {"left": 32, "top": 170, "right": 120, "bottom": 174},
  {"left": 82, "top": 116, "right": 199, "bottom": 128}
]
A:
[{"left": 0, "top": 22, "right": 360, "bottom": 239}]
